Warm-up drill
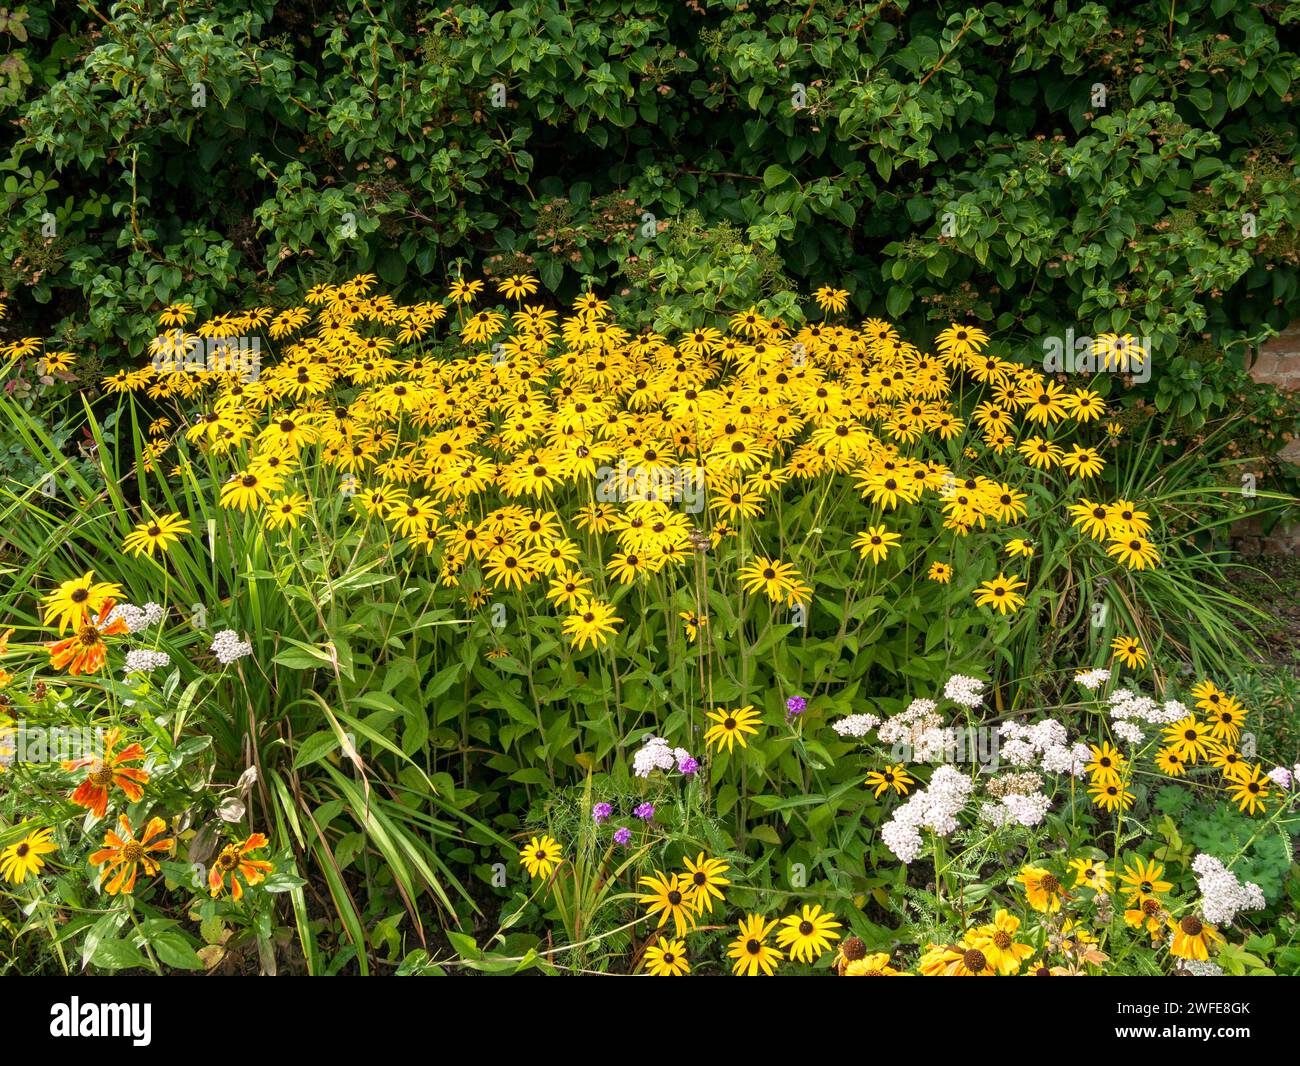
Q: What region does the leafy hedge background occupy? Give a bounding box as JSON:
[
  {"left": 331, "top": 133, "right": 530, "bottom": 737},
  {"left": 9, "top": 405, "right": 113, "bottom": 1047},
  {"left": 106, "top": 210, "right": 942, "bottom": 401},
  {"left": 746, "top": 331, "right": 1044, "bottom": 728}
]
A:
[{"left": 3, "top": 1, "right": 1300, "bottom": 395}]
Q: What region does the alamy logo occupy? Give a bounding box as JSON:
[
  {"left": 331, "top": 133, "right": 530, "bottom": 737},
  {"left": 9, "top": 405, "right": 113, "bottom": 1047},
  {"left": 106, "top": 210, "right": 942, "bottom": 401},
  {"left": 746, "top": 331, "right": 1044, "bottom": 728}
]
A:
[
  {"left": 0, "top": 723, "right": 104, "bottom": 767},
  {"left": 49, "top": 998, "right": 152, "bottom": 1046},
  {"left": 1041, "top": 329, "right": 1151, "bottom": 383},
  {"left": 150, "top": 332, "right": 262, "bottom": 382},
  {"left": 595, "top": 460, "right": 705, "bottom": 513}
]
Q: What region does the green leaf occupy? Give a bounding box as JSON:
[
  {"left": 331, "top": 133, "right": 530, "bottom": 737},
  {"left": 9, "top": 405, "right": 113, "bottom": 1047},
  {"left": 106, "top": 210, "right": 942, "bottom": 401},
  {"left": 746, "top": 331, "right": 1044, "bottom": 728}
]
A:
[
  {"left": 293, "top": 731, "right": 340, "bottom": 769},
  {"left": 273, "top": 645, "right": 329, "bottom": 671},
  {"left": 763, "top": 164, "right": 792, "bottom": 189},
  {"left": 509, "top": 767, "right": 549, "bottom": 785},
  {"left": 885, "top": 286, "right": 913, "bottom": 317},
  {"left": 147, "top": 931, "right": 205, "bottom": 971},
  {"left": 91, "top": 939, "right": 149, "bottom": 971},
  {"left": 447, "top": 931, "right": 481, "bottom": 960}
]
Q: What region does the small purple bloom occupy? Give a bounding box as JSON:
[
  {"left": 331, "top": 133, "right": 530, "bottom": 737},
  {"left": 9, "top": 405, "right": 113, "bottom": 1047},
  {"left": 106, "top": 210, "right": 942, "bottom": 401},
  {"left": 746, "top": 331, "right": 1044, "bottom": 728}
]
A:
[
  {"left": 678, "top": 756, "right": 699, "bottom": 776},
  {"left": 633, "top": 802, "right": 655, "bottom": 822},
  {"left": 613, "top": 826, "right": 632, "bottom": 845},
  {"left": 592, "top": 801, "right": 613, "bottom": 824},
  {"left": 786, "top": 695, "right": 807, "bottom": 720}
]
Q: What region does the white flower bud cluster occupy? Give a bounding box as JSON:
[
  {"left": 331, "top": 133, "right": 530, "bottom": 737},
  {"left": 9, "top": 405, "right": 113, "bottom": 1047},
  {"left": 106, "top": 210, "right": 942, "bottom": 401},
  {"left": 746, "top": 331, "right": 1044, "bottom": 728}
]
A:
[
  {"left": 1002, "top": 791, "right": 1053, "bottom": 826},
  {"left": 979, "top": 800, "right": 1010, "bottom": 827},
  {"left": 210, "top": 628, "right": 252, "bottom": 665},
  {"left": 979, "top": 791, "right": 1052, "bottom": 828},
  {"left": 882, "top": 765, "right": 973, "bottom": 863},
  {"left": 832, "top": 713, "right": 880, "bottom": 738},
  {"left": 1191, "top": 854, "right": 1265, "bottom": 926},
  {"left": 107, "top": 601, "right": 166, "bottom": 633},
  {"left": 998, "top": 719, "right": 1089, "bottom": 777},
  {"left": 879, "top": 699, "right": 952, "bottom": 762},
  {"left": 1265, "top": 765, "right": 1297, "bottom": 790},
  {"left": 1073, "top": 667, "right": 1111, "bottom": 691},
  {"left": 123, "top": 649, "right": 171, "bottom": 674},
  {"left": 1109, "top": 688, "right": 1185, "bottom": 725},
  {"left": 632, "top": 735, "right": 690, "bottom": 778},
  {"left": 943, "top": 675, "right": 985, "bottom": 708}
]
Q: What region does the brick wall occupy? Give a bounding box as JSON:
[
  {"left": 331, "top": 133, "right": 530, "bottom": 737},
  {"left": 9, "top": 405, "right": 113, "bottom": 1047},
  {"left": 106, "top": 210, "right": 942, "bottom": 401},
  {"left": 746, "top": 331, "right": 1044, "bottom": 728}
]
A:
[
  {"left": 1251, "top": 323, "right": 1300, "bottom": 384},
  {"left": 1251, "top": 324, "right": 1300, "bottom": 456},
  {"left": 1237, "top": 325, "right": 1299, "bottom": 553}
]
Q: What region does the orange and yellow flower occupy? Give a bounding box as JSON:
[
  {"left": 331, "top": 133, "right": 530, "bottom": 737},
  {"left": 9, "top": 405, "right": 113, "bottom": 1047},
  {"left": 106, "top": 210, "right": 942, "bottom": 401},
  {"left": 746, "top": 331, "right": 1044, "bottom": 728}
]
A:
[
  {"left": 208, "top": 833, "right": 274, "bottom": 900},
  {"left": 45, "top": 601, "right": 129, "bottom": 675},
  {"left": 61, "top": 728, "right": 149, "bottom": 818},
  {"left": 88, "top": 815, "right": 175, "bottom": 895}
]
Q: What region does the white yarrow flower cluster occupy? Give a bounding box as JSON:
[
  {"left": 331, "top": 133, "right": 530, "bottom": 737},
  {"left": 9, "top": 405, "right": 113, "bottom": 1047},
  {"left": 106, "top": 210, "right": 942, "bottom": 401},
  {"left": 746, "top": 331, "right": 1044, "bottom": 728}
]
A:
[
  {"left": 107, "top": 601, "right": 166, "bottom": 634},
  {"left": 1109, "top": 687, "right": 1185, "bottom": 726},
  {"left": 979, "top": 794, "right": 1051, "bottom": 828},
  {"left": 1042, "top": 741, "right": 1091, "bottom": 776},
  {"left": 1191, "top": 854, "right": 1266, "bottom": 926},
  {"left": 1113, "top": 720, "right": 1145, "bottom": 745},
  {"left": 1182, "top": 959, "right": 1224, "bottom": 976},
  {"left": 978, "top": 800, "right": 1011, "bottom": 827},
  {"left": 832, "top": 713, "right": 880, "bottom": 739},
  {"left": 881, "top": 765, "right": 973, "bottom": 863},
  {"left": 1266, "top": 766, "right": 1294, "bottom": 790},
  {"left": 1074, "top": 667, "right": 1111, "bottom": 691},
  {"left": 943, "top": 675, "right": 985, "bottom": 708},
  {"left": 632, "top": 735, "right": 690, "bottom": 778},
  {"left": 1001, "top": 791, "right": 1053, "bottom": 827},
  {"left": 210, "top": 629, "right": 252, "bottom": 665},
  {"left": 999, "top": 719, "right": 1088, "bottom": 777},
  {"left": 879, "top": 698, "right": 953, "bottom": 763},
  {"left": 123, "top": 649, "right": 171, "bottom": 674}
]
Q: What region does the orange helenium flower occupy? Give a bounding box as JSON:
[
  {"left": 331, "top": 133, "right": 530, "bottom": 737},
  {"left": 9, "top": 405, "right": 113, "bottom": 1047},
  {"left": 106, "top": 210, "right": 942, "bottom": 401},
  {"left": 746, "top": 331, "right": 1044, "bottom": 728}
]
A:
[
  {"left": 61, "top": 728, "right": 149, "bottom": 818},
  {"left": 208, "top": 833, "right": 274, "bottom": 900},
  {"left": 88, "top": 815, "right": 174, "bottom": 895},
  {"left": 44, "top": 600, "right": 128, "bottom": 676}
]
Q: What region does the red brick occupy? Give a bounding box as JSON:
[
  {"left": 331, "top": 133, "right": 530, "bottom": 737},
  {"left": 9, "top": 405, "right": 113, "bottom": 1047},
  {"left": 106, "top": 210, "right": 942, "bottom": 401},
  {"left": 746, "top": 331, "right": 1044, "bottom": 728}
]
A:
[{"left": 1252, "top": 321, "right": 1300, "bottom": 387}]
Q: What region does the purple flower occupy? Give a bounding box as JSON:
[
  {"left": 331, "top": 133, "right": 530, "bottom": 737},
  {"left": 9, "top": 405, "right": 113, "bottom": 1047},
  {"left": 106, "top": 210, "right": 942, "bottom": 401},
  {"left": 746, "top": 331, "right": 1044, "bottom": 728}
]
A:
[
  {"left": 613, "top": 826, "right": 632, "bottom": 845},
  {"left": 678, "top": 756, "right": 699, "bottom": 776},
  {"left": 592, "top": 802, "right": 613, "bottom": 824},
  {"left": 633, "top": 802, "right": 655, "bottom": 822},
  {"left": 785, "top": 695, "right": 807, "bottom": 720}
]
